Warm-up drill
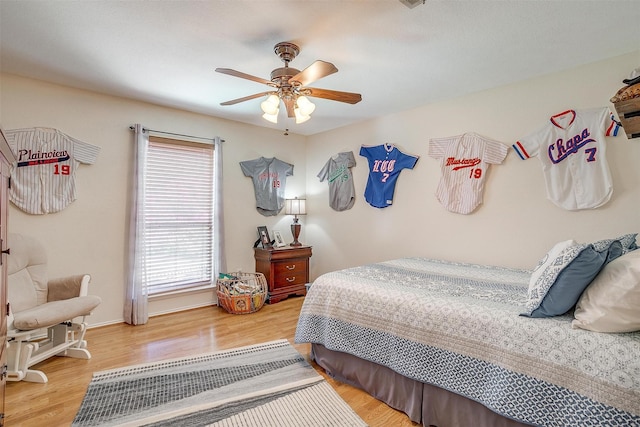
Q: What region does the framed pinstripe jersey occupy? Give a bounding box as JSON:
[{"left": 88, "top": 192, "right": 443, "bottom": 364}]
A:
[
  {"left": 6, "top": 128, "right": 100, "bottom": 214},
  {"left": 429, "top": 132, "right": 508, "bottom": 214}
]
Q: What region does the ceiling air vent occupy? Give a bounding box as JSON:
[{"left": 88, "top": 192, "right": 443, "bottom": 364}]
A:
[{"left": 399, "top": 0, "right": 425, "bottom": 8}]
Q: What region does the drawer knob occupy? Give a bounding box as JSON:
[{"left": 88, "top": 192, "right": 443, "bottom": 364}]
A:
[
  {"left": 286, "top": 276, "right": 296, "bottom": 282},
  {"left": 286, "top": 264, "right": 296, "bottom": 270}
]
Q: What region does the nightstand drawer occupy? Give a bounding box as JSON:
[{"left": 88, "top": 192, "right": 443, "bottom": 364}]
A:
[
  {"left": 273, "top": 271, "right": 306, "bottom": 287},
  {"left": 274, "top": 261, "right": 306, "bottom": 277}
]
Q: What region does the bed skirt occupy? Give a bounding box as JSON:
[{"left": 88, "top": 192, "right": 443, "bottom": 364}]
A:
[{"left": 311, "top": 344, "right": 530, "bottom": 427}]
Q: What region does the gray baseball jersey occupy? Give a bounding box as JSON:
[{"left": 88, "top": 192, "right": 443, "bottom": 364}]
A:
[
  {"left": 429, "top": 133, "right": 508, "bottom": 214},
  {"left": 240, "top": 156, "right": 293, "bottom": 216},
  {"left": 317, "top": 151, "right": 356, "bottom": 211},
  {"left": 513, "top": 107, "right": 621, "bottom": 210},
  {"left": 6, "top": 127, "right": 100, "bottom": 214}
]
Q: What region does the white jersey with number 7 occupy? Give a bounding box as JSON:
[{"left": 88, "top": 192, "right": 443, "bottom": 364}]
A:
[{"left": 512, "top": 107, "right": 620, "bottom": 211}]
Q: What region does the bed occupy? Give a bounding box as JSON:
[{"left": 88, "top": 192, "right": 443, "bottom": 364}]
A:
[{"left": 294, "top": 243, "right": 640, "bottom": 427}]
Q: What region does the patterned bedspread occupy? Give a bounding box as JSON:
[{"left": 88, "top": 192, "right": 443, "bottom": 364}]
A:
[{"left": 294, "top": 258, "right": 640, "bottom": 427}]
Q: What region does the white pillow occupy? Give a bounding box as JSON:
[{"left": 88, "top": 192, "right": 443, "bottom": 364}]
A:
[
  {"left": 522, "top": 240, "right": 577, "bottom": 315},
  {"left": 529, "top": 239, "right": 577, "bottom": 288},
  {"left": 572, "top": 250, "right": 640, "bottom": 333}
]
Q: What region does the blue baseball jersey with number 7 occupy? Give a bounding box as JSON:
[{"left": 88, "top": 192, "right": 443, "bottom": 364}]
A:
[{"left": 359, "top": 143, "right": 419, "bottom": 208}]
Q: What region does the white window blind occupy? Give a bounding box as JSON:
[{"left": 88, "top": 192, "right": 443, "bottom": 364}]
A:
[{"left": 145, "top": 136, "right": 214, "bottom": 294}]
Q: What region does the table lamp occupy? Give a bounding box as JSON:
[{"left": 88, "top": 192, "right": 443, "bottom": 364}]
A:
[{"left": 284, "top": 197, "right": 306, "bottom": 246}]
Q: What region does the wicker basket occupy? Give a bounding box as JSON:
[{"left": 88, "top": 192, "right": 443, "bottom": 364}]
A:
[{"left": 216, "top": 272, "right": 268, "bottom": 314}]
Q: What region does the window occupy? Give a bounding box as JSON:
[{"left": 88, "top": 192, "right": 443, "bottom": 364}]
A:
[{"left": 144, "top": 136, "right": 214, "bottom": 295}]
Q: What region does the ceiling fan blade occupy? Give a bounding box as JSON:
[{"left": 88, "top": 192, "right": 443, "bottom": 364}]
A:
[
  {"left": 220, "top": 91, "right": 274, "bottom": 106},
  {"left": 215, "top": 68, "right": 273, "bottom": 86},
  {"left": 289, "top": 60, "right": 338, "bottom": 87},
  {"left": 283, "top": 97, "right": 296, "bottom": 118},
  {"left": 305, "top": 88, "right": 362, "bottom": 104}
]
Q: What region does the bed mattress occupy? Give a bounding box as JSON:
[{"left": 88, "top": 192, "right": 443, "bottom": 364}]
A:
[{"left": 295, "top": 258, "right": 640, "bottom": 426}]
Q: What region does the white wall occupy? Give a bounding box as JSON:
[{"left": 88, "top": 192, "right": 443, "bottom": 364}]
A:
[
  {"left": 1, "top": 51, "right": 639, "bottom": 326},
  {"left": 305, "top": 51, "right": 640, "bottom": 279},
  {"left": 0, "top": 73, "right": 307, "bottom": 326}
]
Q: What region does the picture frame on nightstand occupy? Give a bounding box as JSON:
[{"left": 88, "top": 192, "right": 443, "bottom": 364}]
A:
[
  {"left": 273, "top": 230, "right": 286, "bottom": 247},
  {"left": 257, "top": 226, "right": 272, "bottom": 248}
]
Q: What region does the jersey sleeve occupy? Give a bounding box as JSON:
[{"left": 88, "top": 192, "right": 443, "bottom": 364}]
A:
[
  {"left": 346, "top": 151, "right": 356, "bottom": 168},
  {"left": 4, "top": 131, "right": 16, "bottom": 147},
  {"left": 484, "top": 139, "right": 509, "bottom": 164},
  {"left": 398, "top": 151, "right": 419, "bottom": 170},
  {"left": 428, "top": 138, "right": 449, "bottom": 159},
  {"left": 317, "top": 159, "right": 331, "bottom": 182},
  {"left": 69, "top": 134, "right": 101, "bottom": 164},
  {"left": 602, "top": 108, "right": 621, "bottom": 136},
  {"left": 278, "top": 159, "right": 294, "bottom": 177},
  {"left": 513, "top": 126, "right": 543, "bottom": 160},
  {"left": 239, "top": 159, "right": 257, "bottom": 177}
]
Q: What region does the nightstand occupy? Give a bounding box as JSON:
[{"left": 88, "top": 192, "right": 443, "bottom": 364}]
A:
[{"left": 254, "top": 245, "right": 312, "bottom": 303}]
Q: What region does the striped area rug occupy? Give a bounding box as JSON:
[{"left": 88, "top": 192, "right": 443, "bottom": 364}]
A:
[{"left": 72, "top": 339, "right": 367, "bottom": 426}]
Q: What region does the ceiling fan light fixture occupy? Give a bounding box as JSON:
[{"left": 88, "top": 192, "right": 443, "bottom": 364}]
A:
[
  {"left": 260, "top": 94, "right": 280, "bottom": 115},
  {"left": 216, "top": 41, "right": 361, "bottom": 125},
  {"left": 262, "top": 109, "right": 279, "bottom": 123},
  {"left": 294, "top": 107, "right": 311, "bottom": 124},
  {"left": 296, "top": 95, "right": 316, "bottom": 116}
]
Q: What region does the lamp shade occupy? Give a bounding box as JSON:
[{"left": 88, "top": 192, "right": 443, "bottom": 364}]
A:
[
  {"left": 294, "top": 108, "right": 311, "bottom": 124},
  {"left": 262, "top": 110, "right": 279, "bottom": 123},
  {"left": 284, "top": 198, "right": 306, "bottom": 216},
  {"left": 260, "top": 94, "right": 280, "bottom": 114},
  {"left": 296, "top": 96, "right": 316, "bottom": 115}
]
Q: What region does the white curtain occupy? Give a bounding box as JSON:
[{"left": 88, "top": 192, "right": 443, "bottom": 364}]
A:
[
  {"left": 124, "top": 126, "right": 226, "bottom": 325},
  {"left": 125, "top": 124, "right": 149, "bottom": 325},
  {"left": 213, "top": 136, "right": 227, "bottom": 278}
]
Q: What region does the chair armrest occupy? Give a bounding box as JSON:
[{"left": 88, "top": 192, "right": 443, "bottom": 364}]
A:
[{"left": 47, "top": 274, "right": 91, "bottom": 302}]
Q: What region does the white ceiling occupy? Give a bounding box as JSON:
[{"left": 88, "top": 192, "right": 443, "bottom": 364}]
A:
[{"left": 1, "top": 1, "right": 639, "bottom": 136}]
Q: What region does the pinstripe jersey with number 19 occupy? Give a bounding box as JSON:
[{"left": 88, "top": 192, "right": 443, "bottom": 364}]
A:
[
  {"left": 429, "top": 132, "right": 508, "bottom": 214},
  {"left": 6, "top": 128, "right": 101, "bottom": 215}
]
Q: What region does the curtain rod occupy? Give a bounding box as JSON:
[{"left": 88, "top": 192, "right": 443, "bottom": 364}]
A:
[{"left": 128, "top": 125, "right": 224, "bottom": 143}]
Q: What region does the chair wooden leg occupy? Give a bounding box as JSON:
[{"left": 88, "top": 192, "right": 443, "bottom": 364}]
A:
[
  {"left": 6, "top": 341, "right": 37, "bottom": 382},
  {"left": 8, "top": 322, "right": 92, "bottom": 382},
  {"left": 22, "top": 369, "right": 48, "bottom": 383},
  {"left": 62, "top": 348, "right": 91, "bottom": 359}
]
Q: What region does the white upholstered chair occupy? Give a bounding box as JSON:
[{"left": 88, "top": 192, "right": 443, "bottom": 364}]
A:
[{"left": 6, "top": 233, "right": 101, "bottom": 383}]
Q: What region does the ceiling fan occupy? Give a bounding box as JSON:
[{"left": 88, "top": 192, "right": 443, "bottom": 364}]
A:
[{"left": 215, "top": 42, "right": 362, "bottom": 123}]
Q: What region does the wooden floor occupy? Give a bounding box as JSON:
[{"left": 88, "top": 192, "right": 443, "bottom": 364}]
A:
[{"left": 5, "top": 296, "right": 418, "bottom": 426}]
